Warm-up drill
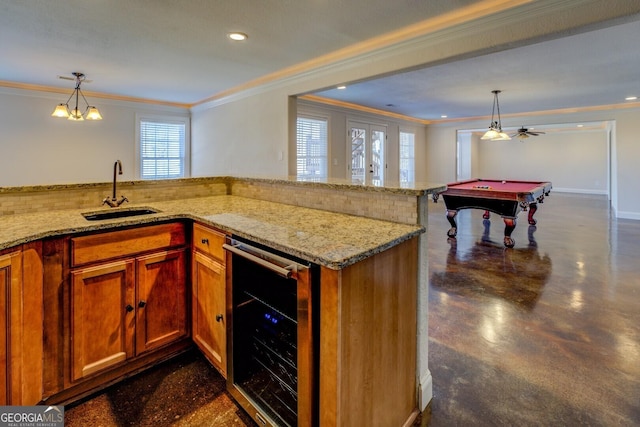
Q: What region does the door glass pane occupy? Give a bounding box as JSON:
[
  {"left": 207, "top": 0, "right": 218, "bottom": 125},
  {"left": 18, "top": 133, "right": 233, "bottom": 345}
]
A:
[
  {"left": 400, "top": 131, "right": 415, "bottom": 186},
  {"left": 351, "top": 127, "right": 366, "bottom": 184},
  {"left": 371, "top": 129, "right": 385, "bottom": 186}
]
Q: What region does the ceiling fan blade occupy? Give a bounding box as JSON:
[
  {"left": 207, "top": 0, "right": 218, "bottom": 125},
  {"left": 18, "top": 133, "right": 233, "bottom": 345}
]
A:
[{"left": 57, "top": 75, "right": 93, "bottom": 83}]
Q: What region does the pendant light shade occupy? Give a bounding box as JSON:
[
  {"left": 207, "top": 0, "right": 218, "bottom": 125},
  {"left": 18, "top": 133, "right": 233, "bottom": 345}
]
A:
[
  {"left": 481, "top": 90, "right": 510, "bottom": 140},
  {"left": 51, "top": 72, "right": 102, "bottom": 121},
  {"left": 86, "top": 106, "right": 103, "bottom": 120},
  {"left": 481, "top": 126, "right": 499, "bottom": 140},
  {"left": 51, "top": 104, "right": 70, "bottom": 118}
]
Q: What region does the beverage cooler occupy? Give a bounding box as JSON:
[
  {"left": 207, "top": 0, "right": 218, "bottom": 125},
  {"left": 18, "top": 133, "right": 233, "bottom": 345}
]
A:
[{"left": 224, "top": 237, "right": 318, "bottom": 427}]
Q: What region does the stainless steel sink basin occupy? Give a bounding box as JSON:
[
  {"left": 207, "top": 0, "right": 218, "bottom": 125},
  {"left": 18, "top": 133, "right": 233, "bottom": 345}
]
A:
[{"left": 82, "top": 207, "right": 160, "bottom": 221}]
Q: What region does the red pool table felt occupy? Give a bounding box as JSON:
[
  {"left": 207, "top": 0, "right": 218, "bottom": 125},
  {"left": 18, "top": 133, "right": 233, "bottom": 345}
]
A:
[{"left": 443, "top": 179, "right": 552, "bottom": 202}]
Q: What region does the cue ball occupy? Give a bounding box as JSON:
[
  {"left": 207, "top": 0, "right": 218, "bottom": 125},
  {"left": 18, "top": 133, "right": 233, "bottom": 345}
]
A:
[{"left": 501, "top": 180, "right": 506, "bottom": 184}]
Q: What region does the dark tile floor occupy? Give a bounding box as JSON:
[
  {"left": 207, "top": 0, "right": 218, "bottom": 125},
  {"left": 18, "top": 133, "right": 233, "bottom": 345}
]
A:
[{"left": 65, "top": 193, "right": 640, "bottom": 426}]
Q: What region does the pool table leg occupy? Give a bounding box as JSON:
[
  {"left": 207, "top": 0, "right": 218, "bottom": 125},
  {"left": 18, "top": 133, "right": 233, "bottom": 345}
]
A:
[
  {"left": 527, "top": 202, "right": 538, "bottom": 225},
  {"left": 503, "top": 217, "right": 516, "bottom": 248},
  {"left": 446, "top": 210, "right": 458, "bottom": 237}
]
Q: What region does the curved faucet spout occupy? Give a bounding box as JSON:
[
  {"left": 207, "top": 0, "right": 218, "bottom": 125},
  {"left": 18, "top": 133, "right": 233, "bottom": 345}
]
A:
[
  {"left": 103, "top": 160, "right": 128, "bottom": 207},
  {"left": 113, "top": 160, "right": 122, "bottom": 200}
]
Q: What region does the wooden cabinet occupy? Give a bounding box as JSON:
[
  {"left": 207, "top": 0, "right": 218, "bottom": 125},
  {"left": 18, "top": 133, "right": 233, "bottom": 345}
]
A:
[
  {"left": 0, "top": 243, "right": 43, "bottom": 405},
  {"left": 69, "top": 223, "right": 187, "bottom": 382},
  {"left": 319, "top": 237, "right": 418, "bottom": 427},
  {"left": 0, "top": 250, "right": 19, "bottom": 405},
  {"left": 191, "top": 223, "right": 228, "bottom": 377},
  {"left": 136, "top": 249, "right": 187, "bottom": 354},
  {"left": 71, "top": 260, "right": 135, "bottom": 381}
]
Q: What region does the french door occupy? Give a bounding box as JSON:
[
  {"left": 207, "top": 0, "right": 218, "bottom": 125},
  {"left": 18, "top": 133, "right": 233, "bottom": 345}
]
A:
[{"left": 348, "top": 121, "right": 386, "bottom": 186}]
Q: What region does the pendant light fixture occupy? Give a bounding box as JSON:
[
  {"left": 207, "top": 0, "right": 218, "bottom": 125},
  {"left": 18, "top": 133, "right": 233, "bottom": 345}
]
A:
[
  {"left": 481, "top": 90, "right": 510, "bottom": 140},
  {"left": 51, "top": 72, "right": 102, "bottom": 121}
]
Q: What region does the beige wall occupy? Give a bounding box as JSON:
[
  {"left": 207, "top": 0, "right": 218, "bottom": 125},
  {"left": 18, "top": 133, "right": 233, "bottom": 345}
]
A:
[
  {"left": 426, "top": 107, "right": 640, "bottom": 219},
  {"left": 447, "top": 128, "right": 610, "bottom": 194},
  {"left": 191, "top": 92, "right": 290, "bottom": 177},
  {"left": 476, "top": 130, "right": 608, "bottom": 194},
  {"left": 0, "top": 87, "right": 188, "bottom": 187}
]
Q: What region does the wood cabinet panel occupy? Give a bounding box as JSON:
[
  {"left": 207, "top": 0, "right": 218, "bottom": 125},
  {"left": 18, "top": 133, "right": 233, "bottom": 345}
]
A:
[
  {"left": 71, "top": 260, "right": 135, "bottom": 381},
  {"left": 193, "top": 223, "right": 226, "bottom": 263},
  {"left": 0, "top": 244, "right": 43, "bottom": 406},
  {"left": 136, "top": 249, "right": 187, "bottom": 354},
  {"left": 42, "top": 238, "right": 69, "bottom": 397},
  {"left": 19, "top": 242, "right": 44, "bottom": 405},
  {"left": 192, "top": 251, "right": 226, "bottom": 377},
  {"left": 0, "top": 251, "right": 16, "bottom": 405},
  {"left": 319, "top": 237, "right": 418, "bottom": 427},
  {"left": 71, "top": 223, "right": 186, "bottom": 267}
]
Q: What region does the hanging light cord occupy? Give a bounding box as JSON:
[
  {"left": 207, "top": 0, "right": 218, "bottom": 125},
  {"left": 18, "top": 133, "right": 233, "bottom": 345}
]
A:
[
  {"left": 494, "top": 90, "right": 502, "bottom": 129},
  {"left": 490, "top": 92, "right": 497, "bottom": 128},
  {"left": 65, "top": 74, "right": 91, "bottom": 114}
]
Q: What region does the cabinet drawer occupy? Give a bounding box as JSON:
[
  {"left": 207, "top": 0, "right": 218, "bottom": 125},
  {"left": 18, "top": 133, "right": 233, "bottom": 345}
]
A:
[
  {"left": 71, "top": 223, "right": 186, "bottom": 267},
  {"left": 193, "top": 223, "right": 226, "bottom": 263}
]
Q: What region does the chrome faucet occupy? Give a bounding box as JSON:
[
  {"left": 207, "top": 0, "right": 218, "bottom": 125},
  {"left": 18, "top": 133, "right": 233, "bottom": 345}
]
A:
[{"left": 103, "top": 160, "right": 128, "bottom": 207}]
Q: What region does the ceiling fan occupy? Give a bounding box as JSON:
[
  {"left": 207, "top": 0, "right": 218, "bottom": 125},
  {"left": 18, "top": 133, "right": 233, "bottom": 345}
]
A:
[
  {"left": 511, "top": 126, "right": 545, "bottom": 139},
  {"left": 57, "top": 73, "right": 93, "bottom": 84}
]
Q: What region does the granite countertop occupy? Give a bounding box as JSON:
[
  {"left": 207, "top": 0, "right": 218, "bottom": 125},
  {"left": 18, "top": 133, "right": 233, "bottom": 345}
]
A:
[
  {"left": 0, "top": 195, "right": 423, "bottom": 270},
  {"left": 0, "top": 175, "right": 447, "bottom": 197}
]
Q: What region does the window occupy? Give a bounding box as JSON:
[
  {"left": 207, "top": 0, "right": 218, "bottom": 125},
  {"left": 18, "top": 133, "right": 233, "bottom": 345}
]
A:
[
  {"left": 296, "top": 116, "right": 328, "bottom": 181},
  {"left": 399, "top": 130, "right": 415, "bottom": 185},
  {"left": 136, "top": 115, "right": 190, "bottom": 180}
]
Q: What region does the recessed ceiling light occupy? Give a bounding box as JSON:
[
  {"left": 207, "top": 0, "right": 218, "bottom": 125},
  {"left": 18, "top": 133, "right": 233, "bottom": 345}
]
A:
[
  {"left": 577, "top": 124, "right": 584, "bottom": 128},
  {"left": 228, "top": 32, "right": 248, "bottom": 41},
  {"left": 625, "top": 96, "right": 638, "bottom": 101},
  {"left": 337, "top": 85, "right": 346, "bottom": 90},
  {"left": 441, "top": 115, "right": 448, "bottom": 118}
]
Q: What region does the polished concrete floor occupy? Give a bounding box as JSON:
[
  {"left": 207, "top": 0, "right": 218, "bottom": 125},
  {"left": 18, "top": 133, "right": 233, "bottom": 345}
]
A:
[{"left": 65, "top": 193, "right": 640, "bottom": 426}]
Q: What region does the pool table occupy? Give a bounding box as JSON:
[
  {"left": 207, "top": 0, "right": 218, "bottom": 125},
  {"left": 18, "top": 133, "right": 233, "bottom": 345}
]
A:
[{"left": 433, "top": 179, "right": 552, "bottom": 247}]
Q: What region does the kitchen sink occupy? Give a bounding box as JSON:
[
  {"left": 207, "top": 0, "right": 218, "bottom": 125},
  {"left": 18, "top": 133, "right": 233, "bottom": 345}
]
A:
[{"left": 82, "top": 207, "right": 160, "bottom": 221}]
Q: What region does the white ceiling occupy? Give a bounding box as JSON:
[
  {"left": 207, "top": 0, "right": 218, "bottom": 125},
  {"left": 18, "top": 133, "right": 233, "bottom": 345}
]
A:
[
  {"left": 1, "top": 0, "right": 639, "bottom": 122},
  {"left": 313, "top": 19, "right": 640, "bottom": 121}
]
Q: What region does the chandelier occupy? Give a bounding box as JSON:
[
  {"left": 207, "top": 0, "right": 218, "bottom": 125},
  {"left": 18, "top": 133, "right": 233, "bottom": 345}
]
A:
[
  {"left": 481, "top": 90, "right": 510, "bottom": 140},
  {"left": 51, "top": 72, "right": 102, "bottom": 121}
]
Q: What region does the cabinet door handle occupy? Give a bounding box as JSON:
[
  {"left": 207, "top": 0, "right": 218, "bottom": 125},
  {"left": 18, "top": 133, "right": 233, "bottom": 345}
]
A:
[
  {"left": 216, "top": 314, "right": 223, "bottom": 322},
  {"left": 138, "top": 300, "right": 147, "bottom": 308},
  {"left": 125, "top": 304, "right": 134, "bottom": 312},
  {"left": 201, "top": 238, "right": 209, "bottom": 244}
]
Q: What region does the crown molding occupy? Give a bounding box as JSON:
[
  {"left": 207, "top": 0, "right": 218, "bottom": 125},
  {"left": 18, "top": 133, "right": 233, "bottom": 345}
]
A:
[
  {"left": 299, "top": 95, "right": 431, "bottom": 125},
  {"left": 0, "top": 80, "right": 191, "bottom": 109},
  {"left": 432, "top": 101, "right": 640, "bottom": 125}
]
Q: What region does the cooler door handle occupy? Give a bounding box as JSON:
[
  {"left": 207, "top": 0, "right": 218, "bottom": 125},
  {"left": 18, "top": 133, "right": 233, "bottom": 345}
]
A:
[{"left": 223, "top": 243, "right": 294, "bottom": 279}]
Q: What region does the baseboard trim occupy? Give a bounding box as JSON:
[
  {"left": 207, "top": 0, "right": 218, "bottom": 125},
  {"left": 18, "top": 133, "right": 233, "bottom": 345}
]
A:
[{"left": 418, "top": 370, "right": 433, "bottom": 411}]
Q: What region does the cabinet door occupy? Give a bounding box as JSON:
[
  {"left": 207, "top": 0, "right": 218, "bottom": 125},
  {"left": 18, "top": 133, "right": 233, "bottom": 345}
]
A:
[
  {"left": 192, "top": 251, "right": 227, "bottom": 377},
  {"left": 71, "top": 260, "right": 135, "bottom": 381},
  {"left": 0, "top": 252, "right": 20, "bottom": 404},
  {"left": 0, "top": 246, "right": 42, "bottom": 405},
  {"left": 136, "top": 249, "right": 187, "bottom": 354}
]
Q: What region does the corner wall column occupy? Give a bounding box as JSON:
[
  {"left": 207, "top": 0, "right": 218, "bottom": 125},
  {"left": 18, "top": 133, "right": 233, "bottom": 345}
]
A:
[{"left": 417, "top": 194, "right": 433, "bottom": 410}]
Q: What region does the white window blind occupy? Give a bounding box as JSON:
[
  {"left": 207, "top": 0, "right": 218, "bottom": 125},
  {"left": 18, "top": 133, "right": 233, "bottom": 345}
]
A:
[
  {"left": 296, "top": 116, "right": 328, "bottom": 181},
  {"left": 399, "top": 131, "right": 415, "bottom": 185},
  {"left": 140, "top": 120, "right": 186, "bottom": 180}
]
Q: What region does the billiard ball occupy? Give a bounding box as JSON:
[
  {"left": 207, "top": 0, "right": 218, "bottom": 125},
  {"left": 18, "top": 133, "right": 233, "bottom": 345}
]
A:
[{"left": 502, "top": 180, "right": 506, "bottom": 184}]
